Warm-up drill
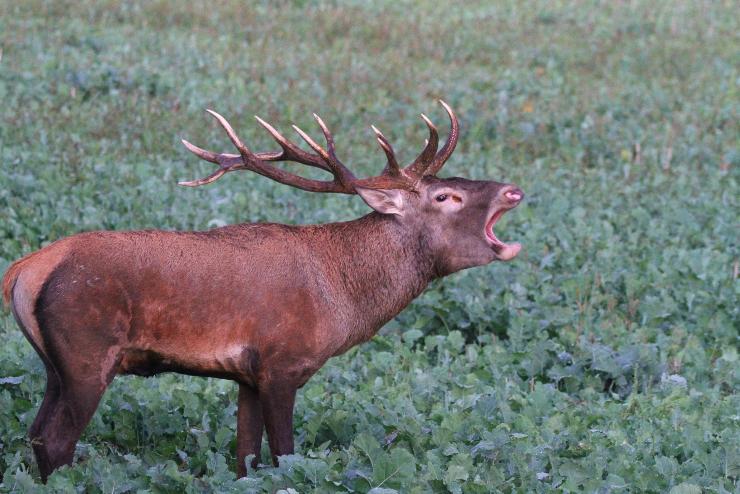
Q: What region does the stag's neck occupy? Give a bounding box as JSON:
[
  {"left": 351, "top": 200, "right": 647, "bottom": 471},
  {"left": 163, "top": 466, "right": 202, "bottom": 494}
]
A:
[{"left": 309, "top": 213, "right": 437, "bottom": 343}]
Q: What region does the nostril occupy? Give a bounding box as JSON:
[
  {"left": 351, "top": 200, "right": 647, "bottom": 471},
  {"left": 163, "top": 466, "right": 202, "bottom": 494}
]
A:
[{"left": 504, "top": 189, "right": 524, "bottom": 202}]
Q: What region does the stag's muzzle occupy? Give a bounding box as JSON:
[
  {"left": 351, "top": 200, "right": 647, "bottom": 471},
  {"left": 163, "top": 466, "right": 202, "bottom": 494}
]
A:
[{"left": 485, "top": 185, "right": 523, "bottom": 261}]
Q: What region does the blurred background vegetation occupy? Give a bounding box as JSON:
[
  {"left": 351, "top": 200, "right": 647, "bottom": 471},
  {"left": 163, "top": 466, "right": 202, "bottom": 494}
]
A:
[{"left": 0, "top": 0, "right": 737, "bottom": 492}]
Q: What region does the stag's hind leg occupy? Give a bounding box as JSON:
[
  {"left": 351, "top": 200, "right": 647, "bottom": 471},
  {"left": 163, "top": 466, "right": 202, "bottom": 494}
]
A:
[
  {"left": 236, "top": 383, "right": 264, "bottom": 477},
  {"left": 32, "top": 370, "right": 114, "bottom": 482},
  {"left": 29, "top": 367, "right": 61, "bottom": 447},
  {"left": 29, "top": 259, "right": 131, "bottom": 481}
]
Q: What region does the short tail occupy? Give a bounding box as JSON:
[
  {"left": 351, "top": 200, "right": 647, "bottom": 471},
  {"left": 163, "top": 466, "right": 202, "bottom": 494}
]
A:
[{"left": 2, "top": 251, "right": 42, "bottom": 307}]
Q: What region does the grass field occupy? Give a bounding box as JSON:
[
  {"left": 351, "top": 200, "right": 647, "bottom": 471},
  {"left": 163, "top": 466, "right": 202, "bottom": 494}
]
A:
[{"left": 0, "top": 0, "right": 738, "bottom": 492}]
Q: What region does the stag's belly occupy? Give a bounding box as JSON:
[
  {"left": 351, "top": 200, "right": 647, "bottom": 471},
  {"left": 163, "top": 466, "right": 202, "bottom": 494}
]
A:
[
  {"left": 118, "top": 264, "right": 331, "bottom": 385},
  {"left": 118, "top": 344, "right": 262, "bottom": 384}
]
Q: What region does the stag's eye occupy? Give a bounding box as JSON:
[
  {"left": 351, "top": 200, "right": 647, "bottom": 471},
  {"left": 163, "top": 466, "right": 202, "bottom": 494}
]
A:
[{"left": 435, "top": 194, "right": 448, "bottom": 202}]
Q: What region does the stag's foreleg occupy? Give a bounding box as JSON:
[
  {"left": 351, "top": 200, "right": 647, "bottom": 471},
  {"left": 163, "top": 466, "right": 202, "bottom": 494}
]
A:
[
  {"left": 259, "top": 379, "right": 297, "bottom": 466},
  {"left": 236, "top": 383, "right": 264, "bottom": 477}
]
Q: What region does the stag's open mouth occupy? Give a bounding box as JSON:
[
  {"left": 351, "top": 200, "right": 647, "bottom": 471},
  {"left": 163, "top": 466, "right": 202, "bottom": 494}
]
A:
[{"left": 485, "top": 189, "right": 523, "bottom": 261}]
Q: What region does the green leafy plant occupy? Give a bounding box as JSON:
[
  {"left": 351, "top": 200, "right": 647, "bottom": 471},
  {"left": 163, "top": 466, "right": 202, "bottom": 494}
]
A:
[{"left": 0, "top": 0, "right": 737, "bottom": 492}]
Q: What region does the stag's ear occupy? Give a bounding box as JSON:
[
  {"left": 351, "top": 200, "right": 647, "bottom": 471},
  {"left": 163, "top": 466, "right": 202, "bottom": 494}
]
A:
[{"left": 355, "top": 187, "right": 405, "bottom": 216}]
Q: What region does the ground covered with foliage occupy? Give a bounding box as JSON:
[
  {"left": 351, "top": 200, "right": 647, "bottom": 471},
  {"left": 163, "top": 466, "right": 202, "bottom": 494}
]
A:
[{"left": 0, "top": 1, "right": 737, "bottom": 492}]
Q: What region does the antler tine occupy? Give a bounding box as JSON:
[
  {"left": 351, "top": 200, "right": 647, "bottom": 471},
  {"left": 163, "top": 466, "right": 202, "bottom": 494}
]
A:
[
  {"left": 313, "top": 114, "right": 357, "bottom": 184},
  {"left": 424, "top": 100, "right": 459, "bottom": 176},
  {"left": 371, "top": 125, "right": 401, "bottom": 176},
  {"left": 313, "top": 114, "right": 336, "bottom": 158},
  {"left": 291, "top": 122, "right": 358, "bottom": 188},
  {"left": 178, "top": 166, "right": 228, "bottom": 187},
  {"left": 180, "top": 138, "right": 222, "bottom": 165},
  {"left": 254, "top": 116, "right": 330, "bottom": 171},
  {"left": 405, "top": 113, "right": 440, "bottom": 177},
  {"left": 292, "top": 124, "right": 330, "bottom": 160},
  {"left": 205, "top": 109, "right": 254, "bottom": 162}
]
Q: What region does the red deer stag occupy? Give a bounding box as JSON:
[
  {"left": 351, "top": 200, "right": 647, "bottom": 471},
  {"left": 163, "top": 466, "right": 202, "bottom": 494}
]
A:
[{"left": 2, "top": 101, "right": 524, "bottom": 481}]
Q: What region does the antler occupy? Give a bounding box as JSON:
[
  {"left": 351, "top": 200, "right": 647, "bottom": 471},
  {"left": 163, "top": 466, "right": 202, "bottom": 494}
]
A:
[
  {"left": 180, "top": 100, "right": 459, "bottom": 194},
  {"left": 180, "top": 110, "right": 357, "bottom": 193}
]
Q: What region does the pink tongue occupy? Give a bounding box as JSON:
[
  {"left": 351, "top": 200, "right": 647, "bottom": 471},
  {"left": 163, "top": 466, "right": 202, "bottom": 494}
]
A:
[{"left": 496, "top": 242, "right": 521, "bottom": 261}]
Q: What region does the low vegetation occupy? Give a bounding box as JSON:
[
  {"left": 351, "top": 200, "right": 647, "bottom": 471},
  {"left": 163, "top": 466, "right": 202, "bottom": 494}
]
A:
[{"left": 0, "top": 0, "right": 737, "bottom": 492}]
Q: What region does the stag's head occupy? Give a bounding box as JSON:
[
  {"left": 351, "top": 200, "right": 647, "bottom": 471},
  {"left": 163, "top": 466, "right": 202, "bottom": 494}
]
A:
[
  {"left": 357, "top": 175, "right": 523, "bottom": 275},
  {"left": 181, "top": 101, "right": 523, "bottom": 274}
]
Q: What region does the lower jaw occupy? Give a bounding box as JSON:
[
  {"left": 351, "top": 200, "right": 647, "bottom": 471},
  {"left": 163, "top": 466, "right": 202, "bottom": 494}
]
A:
[{"left": 492, "top": 242, "right": 521, "bottom": 261}]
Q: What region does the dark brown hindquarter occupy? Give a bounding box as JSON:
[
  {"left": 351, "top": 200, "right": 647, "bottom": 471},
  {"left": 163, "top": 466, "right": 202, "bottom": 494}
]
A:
[{"left": 35, "top": 255, "right": 132, "bottom": 388}]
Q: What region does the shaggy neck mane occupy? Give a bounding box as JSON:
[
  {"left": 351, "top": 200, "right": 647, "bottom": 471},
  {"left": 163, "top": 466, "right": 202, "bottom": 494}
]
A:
[{"left": 303, "top": 212, "right": 437, "bottom": 338}]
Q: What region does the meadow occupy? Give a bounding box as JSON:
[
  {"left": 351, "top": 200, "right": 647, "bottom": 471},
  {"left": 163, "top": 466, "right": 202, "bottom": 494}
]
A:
[{"left": 0, "top": 0, "right": 737, "bottom": 492}]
